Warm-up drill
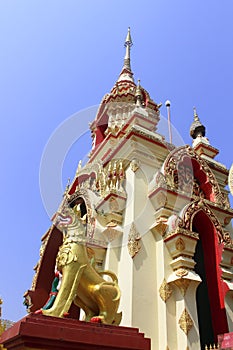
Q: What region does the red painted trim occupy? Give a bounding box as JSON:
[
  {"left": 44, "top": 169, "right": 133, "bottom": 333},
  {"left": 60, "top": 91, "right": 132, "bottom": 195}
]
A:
[{"left": 193, "top": 211, "right": 228, "bottom": 340}]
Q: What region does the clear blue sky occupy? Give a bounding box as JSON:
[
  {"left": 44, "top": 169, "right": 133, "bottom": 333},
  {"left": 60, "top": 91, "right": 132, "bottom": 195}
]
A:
[{"left": 0, "top": 1, "right": 233, "bottom": 321}]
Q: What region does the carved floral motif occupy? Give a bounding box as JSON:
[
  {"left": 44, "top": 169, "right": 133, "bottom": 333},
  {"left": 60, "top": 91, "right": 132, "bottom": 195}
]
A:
[
  {"left": 128, "top": 223, "right": 141, "bottom": 258},
  {"left": 179, "top": 308, "right": 193, "bottom": 335},
  {"left": 159, "top": 278, "right": 173, "bottom": 302},
  {"left": 175, "top": 268, "right": 189, "bottom": 278},
  {"left": 163, "top": 146, "right": 230, "bottom": 209}
]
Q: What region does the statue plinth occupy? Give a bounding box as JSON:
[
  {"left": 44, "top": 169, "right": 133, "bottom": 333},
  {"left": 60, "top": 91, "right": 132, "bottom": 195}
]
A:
[{"left": 0, "top": 314, "right": 151, "bottom": 350}]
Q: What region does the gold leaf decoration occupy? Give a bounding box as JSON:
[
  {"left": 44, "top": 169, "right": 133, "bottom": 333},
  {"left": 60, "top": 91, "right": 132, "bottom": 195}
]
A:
[
  {"left": 179, "top": 308, "right": 193, "bottom": 335},
  {"left": 175, "top": 268, "right": 188, "bottom": 278},
  {"left": 127, "top": 223, "right": 141, "bottom": 258},
  {"left": 159, "top": 278, "right": 173, "bottom": 302}
]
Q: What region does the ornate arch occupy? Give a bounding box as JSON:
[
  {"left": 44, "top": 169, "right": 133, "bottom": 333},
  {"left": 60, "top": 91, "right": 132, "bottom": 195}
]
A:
[
  {"left": 178, "top": 199, "right": 232, "bottom": 246},
  {"left": 163, "top": 145, "right": 229, "bottom": 208}
]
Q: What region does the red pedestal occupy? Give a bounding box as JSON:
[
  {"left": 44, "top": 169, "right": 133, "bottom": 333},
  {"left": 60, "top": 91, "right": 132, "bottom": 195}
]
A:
[{"left": 0, "top": 314, "right": 151, "bottom": 350}]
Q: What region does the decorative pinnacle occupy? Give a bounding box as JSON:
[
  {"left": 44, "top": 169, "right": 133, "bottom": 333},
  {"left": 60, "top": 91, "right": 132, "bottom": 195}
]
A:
[
  {"left": 193, "top": 106, "right": 199, "bottom": 121},
  {"left": 124, "top": 27, "right": 133, "bottom": 70},
  {"left": 190, "top": 106, "right": 206, "bottom": 139},
  {"left": 135, "top": 79, "right": 143, "bottom": 106}
]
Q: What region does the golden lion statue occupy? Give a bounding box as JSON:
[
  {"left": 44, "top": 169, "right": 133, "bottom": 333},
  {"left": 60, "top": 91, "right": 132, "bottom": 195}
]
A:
[{"left": 40, "top": 203, "right": 122, "bottom": 325}]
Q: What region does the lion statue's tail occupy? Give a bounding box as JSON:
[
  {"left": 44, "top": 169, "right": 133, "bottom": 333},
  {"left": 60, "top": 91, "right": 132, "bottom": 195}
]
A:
[{"left": 98, "top": 270, "right": 121, "bottom": 302}]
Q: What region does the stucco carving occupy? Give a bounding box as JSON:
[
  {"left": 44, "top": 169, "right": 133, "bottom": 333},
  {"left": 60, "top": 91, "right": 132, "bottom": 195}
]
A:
[
  {"left": 174, "top": 279, "right": 191, "bottom": 296},
  {"left": 159, "top": 278, "right": 173, "bottom": 302},
  {"left": 163, "top": 145, "right": 230, "bottom": 209},
  {"left": 179, "top": 308, "right": 193, "bottom": 335},
  {"left": 128, "top": 223, "right": 141, "bottom": 258},
  {"left": 177, "top": 200, "right": 230, "bottom": 245}
]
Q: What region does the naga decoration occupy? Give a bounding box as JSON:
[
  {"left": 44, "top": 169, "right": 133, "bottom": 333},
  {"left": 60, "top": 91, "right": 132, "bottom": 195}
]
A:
[{"left": 36, "top": 202, "right": 122, "bottom": 325}]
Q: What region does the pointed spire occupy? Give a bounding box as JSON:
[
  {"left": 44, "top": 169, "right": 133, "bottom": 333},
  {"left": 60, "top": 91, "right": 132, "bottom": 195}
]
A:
[
  {"left": 117, "top": 27, "right": 134, "bottom": 83},
  {"left": 135, "top": 79, "right": 143, "bottom": 106},
  {"left": 193, "top": 106, "right": 199, "bottom": 122},
  {"left": 124, "top": 27, "right": 133, "bottom": 71},
  {"left": 190, "top": 106, "right": 206, "bottom": 139}
]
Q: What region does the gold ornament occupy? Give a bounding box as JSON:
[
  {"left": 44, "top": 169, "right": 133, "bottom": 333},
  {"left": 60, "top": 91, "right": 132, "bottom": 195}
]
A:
[
  {"left": 179, "top": 308, "right": 193, "bottom": 335},
  {"left": 159, "top": 279, "right": 173, "bottom": 302},
  {"left": 175, "top": 268, "right": 188, "bottom": 278},
  {"left": 128, "top": 223, "right": 141, "bottom": 258}
]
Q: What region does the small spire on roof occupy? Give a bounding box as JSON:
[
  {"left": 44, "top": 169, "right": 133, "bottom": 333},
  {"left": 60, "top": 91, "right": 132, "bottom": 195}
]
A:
[
  {"left": 135, "top": 79, "right": 143, "bottom": 106},
  {"left": 190, "top": 106, "right": 206, "bottom": 139},
  {"left": 124, "top": 27, "right": 133, "bottom": 71},
  {"left": 193, "top": 106, "right": 199, "bottom": 121}
]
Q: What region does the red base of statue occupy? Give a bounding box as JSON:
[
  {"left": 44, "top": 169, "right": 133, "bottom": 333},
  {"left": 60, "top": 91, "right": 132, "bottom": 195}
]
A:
[{"left": 0, "top": 313, "right": 151, "bottom": 350}]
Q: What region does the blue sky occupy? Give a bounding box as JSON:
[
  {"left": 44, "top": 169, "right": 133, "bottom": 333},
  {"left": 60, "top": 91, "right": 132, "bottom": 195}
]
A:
[{"left": 0, "top": 1, "right": 233, "bottom": 321}]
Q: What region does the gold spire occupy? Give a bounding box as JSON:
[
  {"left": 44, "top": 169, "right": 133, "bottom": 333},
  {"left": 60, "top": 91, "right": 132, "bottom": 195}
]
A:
[{"left": 123, "top": 27, "right": 133, "bottom": 71}]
